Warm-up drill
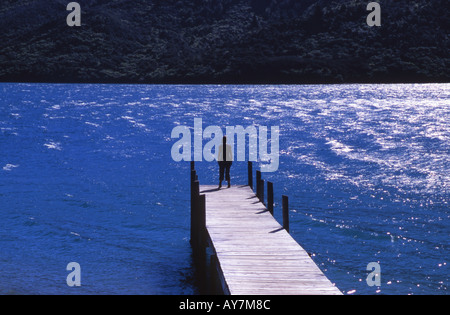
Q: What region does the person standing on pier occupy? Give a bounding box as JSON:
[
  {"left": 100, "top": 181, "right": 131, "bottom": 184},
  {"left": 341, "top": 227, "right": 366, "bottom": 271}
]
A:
[{"left": 218, "top": 136, "right": 233, "bottom": 189}]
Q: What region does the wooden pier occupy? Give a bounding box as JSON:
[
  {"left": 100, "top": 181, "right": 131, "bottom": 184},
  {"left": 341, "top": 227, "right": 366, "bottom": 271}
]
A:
[{"left": 190, "top": 162, "right": 342, "bottom": 295}]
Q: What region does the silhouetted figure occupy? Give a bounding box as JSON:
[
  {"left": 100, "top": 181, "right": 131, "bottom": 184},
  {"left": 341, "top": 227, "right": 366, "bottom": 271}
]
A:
[{"left": 218, "top": 136, "right": 232, "bottom": 189}]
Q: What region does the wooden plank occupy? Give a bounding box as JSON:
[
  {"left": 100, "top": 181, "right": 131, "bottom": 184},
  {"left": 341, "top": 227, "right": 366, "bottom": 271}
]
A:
[{"left": 201, "top": 185, "right": 342, "bottom": 295}]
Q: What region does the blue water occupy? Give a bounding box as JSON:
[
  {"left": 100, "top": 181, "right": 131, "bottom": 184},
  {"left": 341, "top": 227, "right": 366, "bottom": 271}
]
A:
[{"left": 0, "top": 83, "right": 448, "bottom": 295}]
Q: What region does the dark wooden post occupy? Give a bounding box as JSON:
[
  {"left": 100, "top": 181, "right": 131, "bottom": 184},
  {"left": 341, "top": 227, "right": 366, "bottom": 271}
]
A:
[
  {"left": 191, "top": 169, "right": 197, "bottom": 192},
  {"left": 197, "top": 194, "right": 206, "bottom": 249},
  {"left": 191, "top": 180, "right": 200, "bottom": 244},
  {"left": 259, "top": 179, "right": 265, "bottom": 205},
  {"left": 256, "top": 170, "right": 261, "bottom": 196},
  {"left": 194, "top": 194, "right": 207, "bottom": 291},
  {"left": 282, "top": 195, "right": 289, "bottom": 233},
  {"left": 248, "top": 161, "right": 253, "bottom": 190},
  {"left": 190, "top": 169, "right": 196, "bottom": 241},
  {"left": 267, "top": 181, "right": 274, "bottom": 215}
]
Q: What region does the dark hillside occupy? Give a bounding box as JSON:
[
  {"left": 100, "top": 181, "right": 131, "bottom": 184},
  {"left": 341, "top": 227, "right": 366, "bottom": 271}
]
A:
[{"left": 0, "top": 0, "right": 448, "bottom": 83}]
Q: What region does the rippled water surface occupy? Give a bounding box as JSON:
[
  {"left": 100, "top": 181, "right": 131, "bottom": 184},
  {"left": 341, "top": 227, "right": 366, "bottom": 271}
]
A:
[{"left": 0, "top": 83, "right": 448, "bottom": 294}]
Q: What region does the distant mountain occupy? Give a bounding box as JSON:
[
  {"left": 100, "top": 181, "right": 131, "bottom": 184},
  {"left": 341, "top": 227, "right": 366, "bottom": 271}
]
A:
[{"left": 0, "top": 0, "right": 448, "bottom": 83}]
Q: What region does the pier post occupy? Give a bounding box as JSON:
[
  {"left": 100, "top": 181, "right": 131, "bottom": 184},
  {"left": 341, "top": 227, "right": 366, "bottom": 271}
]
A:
[
  {"left": 256, "top": 171, "right": 261, "bottom": 195},
  {"left": 190, "top": 168, "right": 196, "bottom": 243},
  {"left": 282, "top": 195, "right": 289, "bottom": 233},
  {"left": 189, "top": 163, "right": 208, "bottom": 292},
  {"left": 193, "top": 193, "right": 207, "bottom": 292},
  {"left": 195, "top": 194, "right": 207, "bottom": 279},
  {"left": 248, "top": 161, "right": 253, "bottom": 190},
  {"left": 267, "top": 181, "right": 274, "bottom": 216},
  {"left": 198, "top": 194, "right": 206, "bottom": 248},
  {"left": 191, "top": 180, "right": 200, "bottom": 244},
  {"left": 259, "top": 179, "right": 265, "bottom": 205}
]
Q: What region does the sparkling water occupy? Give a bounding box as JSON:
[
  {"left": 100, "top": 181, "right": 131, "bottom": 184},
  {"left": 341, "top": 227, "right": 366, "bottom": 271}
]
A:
[{"left": 0, "top": 83, "right": 448, "bottom": 294}]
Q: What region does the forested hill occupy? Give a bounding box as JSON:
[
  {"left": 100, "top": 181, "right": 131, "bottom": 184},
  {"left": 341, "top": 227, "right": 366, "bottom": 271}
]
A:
[{"left": 0, "top": 0, "right": 448, "bottom": 84}]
